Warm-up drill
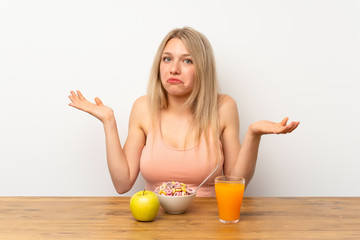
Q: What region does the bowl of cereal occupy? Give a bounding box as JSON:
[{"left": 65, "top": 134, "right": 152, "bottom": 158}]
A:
[{"left": 154, "top": 181, "right": 196, "bottom": 214}]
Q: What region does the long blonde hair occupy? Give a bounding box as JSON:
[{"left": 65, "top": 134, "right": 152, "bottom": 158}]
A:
[{"left": 147, "top": 27, "right": 221, "bottom": 159}]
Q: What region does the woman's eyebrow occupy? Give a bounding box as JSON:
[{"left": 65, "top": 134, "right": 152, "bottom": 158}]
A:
[{"left": 162, "top": 52, "right": 192, "bottom": 57}]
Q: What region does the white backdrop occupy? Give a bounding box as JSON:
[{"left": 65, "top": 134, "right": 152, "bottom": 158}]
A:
[{"left": 1, "top": 0, "right": 359, "bottom": 197}]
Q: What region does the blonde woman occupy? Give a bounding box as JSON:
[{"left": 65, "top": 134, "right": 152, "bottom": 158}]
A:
[{"left": 68, "top": 27, "right": 300, "bottom": 197}]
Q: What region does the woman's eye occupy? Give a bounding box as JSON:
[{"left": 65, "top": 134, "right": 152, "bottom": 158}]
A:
[
  {"left": 163, "top": 57, "right": 171, "bottom": 62},
  {"left": 184, "top": 59, "right": 193, "bottom": 64}
]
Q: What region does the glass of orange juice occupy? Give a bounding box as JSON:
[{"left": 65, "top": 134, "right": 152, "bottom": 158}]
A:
[{"left": 215, "top": 176, "right": 245, "bottom": 223}]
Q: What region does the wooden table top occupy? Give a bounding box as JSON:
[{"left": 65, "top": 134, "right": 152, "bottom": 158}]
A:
[{"left": 0, "top": 197, "right": 359, "bottom": 239}]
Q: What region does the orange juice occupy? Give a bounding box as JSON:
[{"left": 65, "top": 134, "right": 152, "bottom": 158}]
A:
[{"left": 215, "top": 176, "right": 245, "bottom": 223}]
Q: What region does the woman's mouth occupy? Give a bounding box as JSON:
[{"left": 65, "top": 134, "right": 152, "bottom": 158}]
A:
[{"left": 167, "top": 78, "right": 182, "bottom": 84}]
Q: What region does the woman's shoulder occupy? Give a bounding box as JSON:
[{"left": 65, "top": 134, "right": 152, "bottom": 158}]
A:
[
  {"left": 218, "top": 94, "right": 237, "bottom": 111},
  {"left": 133, "top": 95, "right": 150, "bottom": 109},
  {"left": 130, "top": 95, "right": 152, "bottom": 133},
  {"left": 218, "top": 94, "right": 239, "bottom": 128}
]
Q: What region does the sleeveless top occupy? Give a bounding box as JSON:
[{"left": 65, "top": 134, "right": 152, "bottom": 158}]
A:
[{"left": 140, "top": 122, "right": 224, "bottom": 197}]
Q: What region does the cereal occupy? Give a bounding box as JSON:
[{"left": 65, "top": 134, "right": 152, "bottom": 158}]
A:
[{"left": 154, "top": 181, "right": 195, "bottom": 196}]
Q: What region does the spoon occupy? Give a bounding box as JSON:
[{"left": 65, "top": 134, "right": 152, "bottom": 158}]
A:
[{"left": 195, "top": 164, "right": 221, "bottom": 192}]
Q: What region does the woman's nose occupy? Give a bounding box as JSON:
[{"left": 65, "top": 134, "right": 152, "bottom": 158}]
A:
[{"left": 170, "top": 61, "right": 180, "bottom": 75}]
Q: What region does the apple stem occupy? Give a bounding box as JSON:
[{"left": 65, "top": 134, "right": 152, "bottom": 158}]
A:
[{"left": 143, "top": 189, "right": 146, "bottom": 195}]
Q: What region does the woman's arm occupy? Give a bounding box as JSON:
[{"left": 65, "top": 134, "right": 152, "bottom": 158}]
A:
[
  {"left": 219, "top": 95, "right": 300, "bottom": 188},
  {"left": 68, "top": 91, "right": 147, "bottom": 193}
]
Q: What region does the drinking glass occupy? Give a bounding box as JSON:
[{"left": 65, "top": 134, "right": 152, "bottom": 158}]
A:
[{"left": 215, "top": 176, "right": 245, "bottom": 223}]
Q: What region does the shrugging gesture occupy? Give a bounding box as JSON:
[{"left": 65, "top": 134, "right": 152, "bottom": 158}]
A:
[{"left": 68, "top": 27, "right": 300, "bottom": 196}]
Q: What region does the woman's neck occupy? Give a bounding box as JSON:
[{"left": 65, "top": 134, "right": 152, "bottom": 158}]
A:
[{"left": 166, "top": 95, "right": 192, "bottom": 116}]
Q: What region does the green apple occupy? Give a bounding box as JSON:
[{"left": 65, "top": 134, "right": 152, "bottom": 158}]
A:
[{"left": 130, "top": 190, "right": 160, "bottom": 221}]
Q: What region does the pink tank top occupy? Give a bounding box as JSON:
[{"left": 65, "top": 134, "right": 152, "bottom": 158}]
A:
[{"left": 140, "top": 123, "right": 224, "bottom": 197}]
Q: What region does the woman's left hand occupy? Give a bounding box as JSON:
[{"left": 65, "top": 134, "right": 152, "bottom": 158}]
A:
[{"left": 249, "top": 117, "right": 300, "bottom": 136}]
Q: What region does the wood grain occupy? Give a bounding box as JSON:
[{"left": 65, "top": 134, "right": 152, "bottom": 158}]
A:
[{"left": 0, "top": 197, "right": 359, "bottom": 239}]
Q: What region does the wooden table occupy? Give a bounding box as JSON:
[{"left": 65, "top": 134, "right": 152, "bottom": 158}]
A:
[{"left": 0, "top": 197, "right": 359, "bottom": 239}]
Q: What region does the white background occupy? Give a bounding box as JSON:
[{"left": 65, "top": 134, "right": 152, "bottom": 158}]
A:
[{"left": 1, "top": 0, "right": 359, "bottom": 197}]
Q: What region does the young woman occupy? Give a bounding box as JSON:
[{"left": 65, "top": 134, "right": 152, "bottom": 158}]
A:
[{"left": 68, "top": 27, "right": 299, "bottom": 197}]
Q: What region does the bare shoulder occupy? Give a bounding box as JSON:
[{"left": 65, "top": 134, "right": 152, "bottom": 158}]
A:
[
  {"left": 218, "top": 94, "right": 238, "bottom": 116},
  {"left": 132, "top": 95, "right": 150, "bottom": 110},
  {"left": 218, "top": 94, "right": 239, "bottom": 130},
  {"left": 129, "top": 95, "right": 151, "bottom": 135}
]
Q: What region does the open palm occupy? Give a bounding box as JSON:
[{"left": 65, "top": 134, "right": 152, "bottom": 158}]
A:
[
  {"left": 68, "top": 90, "right": 114, "bottom": 123},
  {"left": 250, "top": 117, "right": 300, "bottom": 136}
]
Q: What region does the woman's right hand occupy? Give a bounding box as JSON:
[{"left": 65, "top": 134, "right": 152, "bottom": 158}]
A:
[{"left": 68, "top": 90, "right": 114, "bottom": 123}]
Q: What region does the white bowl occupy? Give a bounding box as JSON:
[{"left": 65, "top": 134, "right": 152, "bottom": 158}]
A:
[{"left": 155, "top": 193, "right": 196, "bottom": 214}]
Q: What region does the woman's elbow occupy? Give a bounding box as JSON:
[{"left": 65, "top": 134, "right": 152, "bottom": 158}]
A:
[
  {"left": 115, "top": 186, "right": 131, "bottom": 195},
  {"left": 113, "top": 182, "right": 133, "bottom": 195}
]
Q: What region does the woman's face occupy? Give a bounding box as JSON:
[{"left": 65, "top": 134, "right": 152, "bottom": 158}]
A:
[{"left": 159, "top": 38, "right": 195, "bottom": 98}]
